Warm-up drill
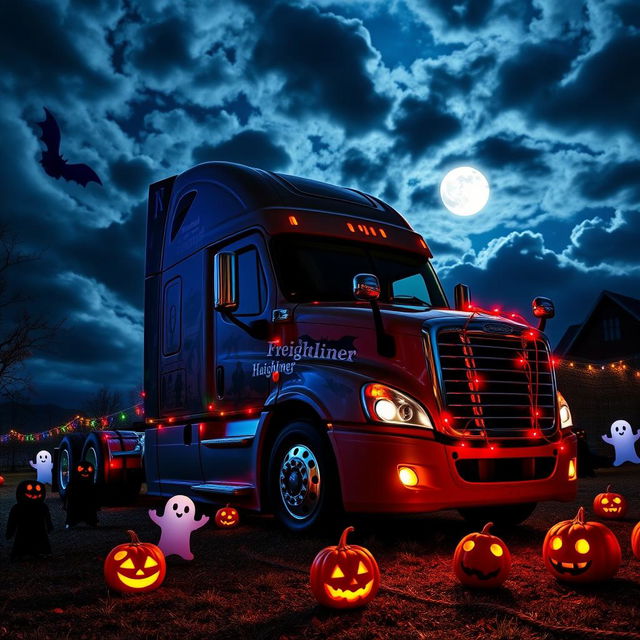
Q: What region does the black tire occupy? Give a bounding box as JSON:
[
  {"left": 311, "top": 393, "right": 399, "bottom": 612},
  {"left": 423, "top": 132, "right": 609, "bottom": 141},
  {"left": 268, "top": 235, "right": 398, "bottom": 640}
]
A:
[
  {"left": 268, "top": 421, "right": 340, "bottom": 532},
  {"left": 458, "top": 502, "right": 537, "bottom": 527},
  {"left": 56, "top": 434, "right": 86, "bottom": 499},
  {"left": 82, "top": 432, "right": 141, "bottom": 505}
]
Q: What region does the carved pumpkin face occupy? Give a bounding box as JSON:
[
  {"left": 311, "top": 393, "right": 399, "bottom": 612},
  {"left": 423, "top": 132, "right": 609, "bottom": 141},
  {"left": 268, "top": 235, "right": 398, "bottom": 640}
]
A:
[
  {"left": 542, "top": 507, "right": 621, "bottom": 583},
  {"left": 310, "top": 526, "right": 380, "bottom": 609},
  {"left": 632, "top": 522, "right": 640, "bottom": 561},
  {"left": 17, "top": 480, "right": 45, "bottom": 503},
  {"left": 75, "top": 461, "right": 95, "bottom": 481},
  {"left": 453, "top": 522, "right": 511, "bottom": 588},
  {"left": 214, "top": 505, "right": 239, "bottom": 528},
  {"left": 593, "top": 485, "right": 627, "bottom": 519},
  {"left": 104, "top": 530, "right": 166, "bottom": 594}
]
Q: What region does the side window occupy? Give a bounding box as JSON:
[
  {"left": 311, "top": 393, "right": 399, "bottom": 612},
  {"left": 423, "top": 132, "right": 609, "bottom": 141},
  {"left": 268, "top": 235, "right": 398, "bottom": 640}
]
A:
[{"left": 236, "top": 247, "right": 267, "bottom": 316}]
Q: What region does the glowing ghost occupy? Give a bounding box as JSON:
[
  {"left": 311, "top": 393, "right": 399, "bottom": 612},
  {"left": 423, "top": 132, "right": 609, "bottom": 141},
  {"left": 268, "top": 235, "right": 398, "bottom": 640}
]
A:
[
  {"left": 30, "top": 450, "right": 53, "bottom": 484},
  {"left": 602, "top": 420, "right": 640, "bottom": 466},
  {"left": 148, "top": 495, "right": 209, "bottom": 560}
]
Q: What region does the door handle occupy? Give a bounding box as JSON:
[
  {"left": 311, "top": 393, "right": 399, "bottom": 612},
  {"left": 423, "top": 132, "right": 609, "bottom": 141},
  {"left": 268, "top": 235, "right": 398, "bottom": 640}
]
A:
[{"left": 216, "top": 365, "right": 224, "bottom": 398}]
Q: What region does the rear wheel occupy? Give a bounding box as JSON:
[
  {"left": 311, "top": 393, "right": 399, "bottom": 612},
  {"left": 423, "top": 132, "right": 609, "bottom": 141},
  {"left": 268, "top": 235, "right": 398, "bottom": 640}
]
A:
[
  {"left": 268, "top": 421, "right": 340, "bottom": 532},
  {"left": 57, "top": 434, "right": 86, "bottom": 499},
  {"left": 459, "top": 502, "right": 537, "bottom": 527},
  {"left": 81, "top": 432, "right": 142, "bottom": 504}
]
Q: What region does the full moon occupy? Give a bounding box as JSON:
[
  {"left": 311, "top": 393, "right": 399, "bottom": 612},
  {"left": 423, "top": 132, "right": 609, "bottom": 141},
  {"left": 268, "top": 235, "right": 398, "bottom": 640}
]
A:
[{"left": 439, "top": 166, "right": 490, "bottom": 216}]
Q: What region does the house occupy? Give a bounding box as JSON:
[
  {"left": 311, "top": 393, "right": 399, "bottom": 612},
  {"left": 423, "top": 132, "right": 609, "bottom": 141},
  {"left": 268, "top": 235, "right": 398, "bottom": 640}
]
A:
[
  {"left": 555, "top": 290, "right": 640, "bottom": 461},
  {"left": 556, "top": 290, "right": 640, "bottom": 363}
]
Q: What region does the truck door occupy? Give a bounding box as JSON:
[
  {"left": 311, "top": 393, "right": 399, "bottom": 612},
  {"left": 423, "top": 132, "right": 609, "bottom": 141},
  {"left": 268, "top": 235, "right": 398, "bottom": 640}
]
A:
[{"left": 199, "top": 234, "right": 274, "bottom": 483}]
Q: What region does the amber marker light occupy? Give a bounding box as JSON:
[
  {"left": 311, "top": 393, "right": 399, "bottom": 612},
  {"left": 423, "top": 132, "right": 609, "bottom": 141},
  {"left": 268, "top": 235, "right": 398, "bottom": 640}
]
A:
[
  {"left": 398, "top": 466, "right": 418, "bottom": 487},
  {"left": 288, "top": 215, "right": 299, "bottom": 226},
  {"left": 568, "top": 458, "right": 577, "bottom": 481}
]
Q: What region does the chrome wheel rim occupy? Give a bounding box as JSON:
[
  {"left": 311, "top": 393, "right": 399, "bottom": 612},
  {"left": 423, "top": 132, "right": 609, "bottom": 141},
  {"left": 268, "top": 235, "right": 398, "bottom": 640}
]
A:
[
  {"left": 59, "top": 448, "right": 70, "bottom": 490},
  {"left": 279, "top": 444, "right": 321, "bottom": 520},
  {"left": 85, "top": 446, "right": 99, "bottom": 483}
]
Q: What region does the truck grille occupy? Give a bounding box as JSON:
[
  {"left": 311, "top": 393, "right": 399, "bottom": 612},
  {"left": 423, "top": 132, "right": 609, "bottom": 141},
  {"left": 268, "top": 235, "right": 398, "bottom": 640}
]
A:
[{"left": 436, "top": 328, "right": 556, "bottom": 438}]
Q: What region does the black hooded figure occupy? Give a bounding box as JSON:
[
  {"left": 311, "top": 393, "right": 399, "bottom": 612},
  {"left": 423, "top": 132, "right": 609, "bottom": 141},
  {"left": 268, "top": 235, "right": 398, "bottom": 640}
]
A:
[
  {"left": 63, "top": 460, "right": 99, "bottom": 527},
  {"left": 6, "top": 480, "right": 53, "bottom": 559}
]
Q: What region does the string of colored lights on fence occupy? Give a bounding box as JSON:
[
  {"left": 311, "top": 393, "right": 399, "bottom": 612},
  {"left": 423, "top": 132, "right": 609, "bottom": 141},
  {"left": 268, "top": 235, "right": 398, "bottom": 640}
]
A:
[
  {"left": 556, "top": 358, "right": 640, "bottom": 377},
  {"left": 0, "top": 402, "right": 144, "bottom": 444}
]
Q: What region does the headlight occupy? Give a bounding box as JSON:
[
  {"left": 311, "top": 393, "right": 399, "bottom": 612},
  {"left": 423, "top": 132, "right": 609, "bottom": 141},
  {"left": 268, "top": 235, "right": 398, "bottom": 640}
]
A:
[
  {"left": 557, "top": 391, "right": 573, "bottom": 429},
  {"left": 362, "top": 383, "right": 433, "bottom": 429}
]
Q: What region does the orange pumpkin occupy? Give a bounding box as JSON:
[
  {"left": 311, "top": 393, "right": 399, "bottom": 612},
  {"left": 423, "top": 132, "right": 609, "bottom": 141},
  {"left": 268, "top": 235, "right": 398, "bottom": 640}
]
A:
[
  {"left": 310, "top": 526, "right": 380, "bottom": 609},
  {"left": 453, "top": 522, "right": 511, "bottom": 588},
  {"left": 593, "top": 485, "right": 627, "bottom": 519},
  {"left": 542, "top": 507, "right": 621, "bottom": 583},
  {"left": 104, "top": 530, "right": 166, "bottom": 594},
  {"left": 215, "top": 504, "right": 239, "bottom": 528},
  {"left": 632, "top": 522, "right": 640, "bottom": 560}
]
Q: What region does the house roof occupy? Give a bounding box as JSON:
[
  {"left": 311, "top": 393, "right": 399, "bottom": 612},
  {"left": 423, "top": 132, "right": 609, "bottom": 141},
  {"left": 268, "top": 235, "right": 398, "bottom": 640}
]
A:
[
  {"left": 555, "top": 324, "right": 581, "bottom": 355},
  {"left": 557, "top": 290, "right": 640, "bottom": 356}
]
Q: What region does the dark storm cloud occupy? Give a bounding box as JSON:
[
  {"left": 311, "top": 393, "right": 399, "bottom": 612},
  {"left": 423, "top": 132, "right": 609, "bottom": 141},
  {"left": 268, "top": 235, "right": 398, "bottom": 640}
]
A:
[
  {"left": 340, "top": 148, "right": 389, "bottom": 186},
  {"left": 566, "top": 209, "right": 640, "bottom": 269},
  {"left": 0, "top": 2, "right": 121, "bottom": 98},
  {"left": 574, "top": 161, "right": 640, "bottom": 204},
  {"left": 252, "top": 3, "right": 391, "bottom": 134},
  {"left": 411, "top": 0, "right": 494, "bottom": 29},
  {"left": 126, "top": 16, "right": 193, "bottom": 78},
  {"left": 614, "top": 2, "right": 640, "bottom": 28},
  {"left": 392, "top": 96, "right": 461, "bottom": 158},
  {"left": 192, "top": 130, "right": 290, "bottom": 171},
  {"left": 499, "top": 33, "right": 640, "bottom": 136},
  {"left": 109, "top": 156, "right": 155, "bottom": 196},
  {"left": 410, "top": 184, "right": 440, "bottom": 209},
  {"left": 497, "top": 40, "right": 579, "bottom": 109},
  {"left": 439, "top": 230, "right": 639, "bottom": 344},
  {"left": 438, "top": 134, "right": 549, "bottom": 176}
]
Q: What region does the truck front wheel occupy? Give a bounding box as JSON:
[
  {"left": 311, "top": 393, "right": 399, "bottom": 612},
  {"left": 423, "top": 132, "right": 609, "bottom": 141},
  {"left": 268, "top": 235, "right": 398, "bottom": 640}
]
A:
[
  {"left": 458, "top": 502, "right": 537, "bottom": 527},
  {"left": 268, "top": 421, "right": 339, "bottom": 532},
  {"left": 56, "top": 434, "right": 86, "bottom": 499}
]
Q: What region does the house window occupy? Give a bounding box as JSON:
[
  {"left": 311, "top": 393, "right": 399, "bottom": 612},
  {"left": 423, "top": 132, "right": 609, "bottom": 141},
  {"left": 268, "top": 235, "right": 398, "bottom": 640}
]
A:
[{"left": 602, "top": 316, "right": 621, "bottom": 341}]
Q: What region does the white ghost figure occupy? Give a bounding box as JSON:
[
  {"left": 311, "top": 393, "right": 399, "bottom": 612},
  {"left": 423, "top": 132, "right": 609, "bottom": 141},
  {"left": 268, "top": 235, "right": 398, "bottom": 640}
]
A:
[
  {"left": 29, "top": 450, "right": 53, "bottom": 484},
  {"left": 602, "top": 420, "right": 640, "bottom": 466},
  {"left": 149, "top": 495, "right": 209, "bottom": 560}
]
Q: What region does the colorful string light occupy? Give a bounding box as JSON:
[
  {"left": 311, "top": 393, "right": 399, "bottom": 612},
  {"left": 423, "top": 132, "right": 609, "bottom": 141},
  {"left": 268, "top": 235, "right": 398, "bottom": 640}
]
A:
[{"left": 0, "top": 402, "right": 144, "bottom": 444}]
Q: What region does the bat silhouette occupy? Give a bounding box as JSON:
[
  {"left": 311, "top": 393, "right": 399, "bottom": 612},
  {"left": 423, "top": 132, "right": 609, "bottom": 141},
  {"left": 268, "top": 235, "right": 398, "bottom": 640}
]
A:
[{"left": 36, "top": 108, "right": 102, "bottom": 187}]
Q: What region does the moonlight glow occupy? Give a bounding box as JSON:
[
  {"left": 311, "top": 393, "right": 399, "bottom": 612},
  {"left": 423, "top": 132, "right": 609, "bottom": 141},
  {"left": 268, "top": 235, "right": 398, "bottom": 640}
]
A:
[{"left": 440, "top": 167, "right": 490, "bottom": 216}]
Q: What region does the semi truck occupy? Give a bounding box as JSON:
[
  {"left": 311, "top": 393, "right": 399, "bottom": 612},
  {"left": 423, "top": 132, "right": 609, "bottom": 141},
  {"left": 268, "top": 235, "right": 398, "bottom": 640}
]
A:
[{"left": 54, "top": 161, "right": 577, "bottom": 531}]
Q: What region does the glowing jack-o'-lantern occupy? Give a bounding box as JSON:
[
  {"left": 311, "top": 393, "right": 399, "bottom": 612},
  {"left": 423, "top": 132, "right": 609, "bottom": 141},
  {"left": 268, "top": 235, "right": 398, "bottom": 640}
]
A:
[
  {"left": 214, "top": 504, "right": 239, "bottom": 528},
  {"left": 453, "top": 522, "right": 511, "bottom": 588},
  {"left": 310, "top": 526, "right": 380, "bottom": 609},
  {"left": 631, "top": 522, "right": 640, "bottom": 561},
  {"left": 542, "top": 507, "right": 621, "bottom": 583},
  {"left": 104, "top": 530, "right": 166, "bottom": 594},
  {"left": 17, "top": 481, "right": 46, "bottom": 502},
  {"left": 593, "top": 485, "right": 627, "bottom": 519}
]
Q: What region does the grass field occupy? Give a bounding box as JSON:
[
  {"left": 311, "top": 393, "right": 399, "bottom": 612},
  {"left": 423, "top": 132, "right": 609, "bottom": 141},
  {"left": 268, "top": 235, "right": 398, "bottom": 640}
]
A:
[{"left": 1, "top": 466, "right": 639, "bottom": 640}]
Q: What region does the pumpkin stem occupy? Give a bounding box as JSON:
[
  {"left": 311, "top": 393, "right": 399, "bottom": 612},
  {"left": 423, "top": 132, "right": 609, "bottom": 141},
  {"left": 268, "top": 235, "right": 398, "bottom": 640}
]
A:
[
  {"left": 338, "top": 526, "right": 355, "bottom": 549},
  {"left": 126, "top": 529, "right": 141, "bottom": 545},
  {"left": 481, "top": 522, "right": 494, "bottom": 535},
  {"left": 574, "top": 507, "right": 585, "bottom": 524},
  {"left": 605, "top": 484, "right": 611, "bottom": 493}
]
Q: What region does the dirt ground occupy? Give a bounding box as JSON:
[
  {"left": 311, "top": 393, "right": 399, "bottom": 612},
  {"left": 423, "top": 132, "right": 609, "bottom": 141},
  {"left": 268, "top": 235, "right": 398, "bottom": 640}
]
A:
[{"left": 1, "top": 466, "right": 639, "bottom": 640}]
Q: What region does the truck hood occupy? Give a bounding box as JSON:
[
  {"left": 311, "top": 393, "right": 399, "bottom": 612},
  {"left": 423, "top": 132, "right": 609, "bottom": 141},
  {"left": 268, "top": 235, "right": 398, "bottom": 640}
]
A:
[{"left": 291, "top": 302, "right": 535, "bottom": 337}]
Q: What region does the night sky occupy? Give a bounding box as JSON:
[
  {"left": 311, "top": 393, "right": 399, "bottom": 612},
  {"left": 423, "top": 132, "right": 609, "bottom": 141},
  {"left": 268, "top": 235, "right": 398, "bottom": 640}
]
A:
[{"left": 1, "top": 0, "right": 639, "bottom": 408}]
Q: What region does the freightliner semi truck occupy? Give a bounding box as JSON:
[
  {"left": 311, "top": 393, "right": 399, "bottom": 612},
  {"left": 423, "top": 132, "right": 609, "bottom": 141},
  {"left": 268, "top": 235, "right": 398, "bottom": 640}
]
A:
[{"left": 54, "top": 161, "right": 577, "bottom": 531}]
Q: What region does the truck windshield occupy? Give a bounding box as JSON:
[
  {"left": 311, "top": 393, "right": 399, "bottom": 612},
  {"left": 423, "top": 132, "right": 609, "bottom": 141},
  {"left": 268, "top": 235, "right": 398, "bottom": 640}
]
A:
[{"left": 271, "top": 234, "right": 448, "bottom": 307}]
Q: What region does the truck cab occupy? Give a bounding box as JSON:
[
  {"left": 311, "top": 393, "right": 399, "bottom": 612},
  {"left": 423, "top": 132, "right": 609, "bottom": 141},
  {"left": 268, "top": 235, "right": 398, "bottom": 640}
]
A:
[{"left": 136, "top": 161, "right": 577, "bottom": 530}]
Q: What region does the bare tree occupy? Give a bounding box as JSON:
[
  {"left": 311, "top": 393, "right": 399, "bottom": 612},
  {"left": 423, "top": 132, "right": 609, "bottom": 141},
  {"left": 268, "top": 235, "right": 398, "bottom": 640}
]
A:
[
  {"left": 84, "top": 386, "right": 122, "bottom": 417},
  {"left": 0, "top": 225, "right": 59, "bottom": 399}
]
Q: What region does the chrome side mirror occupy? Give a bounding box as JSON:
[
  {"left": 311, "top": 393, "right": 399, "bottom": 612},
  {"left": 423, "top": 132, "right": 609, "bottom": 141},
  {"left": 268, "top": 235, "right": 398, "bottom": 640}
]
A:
[
  {"left": 532, "top": 296, "right": 554, "bottom": 331},
  {"left": 214, "top": 252, "right": 238, "bottom": 311},
  {"left": 353, "top": 273, "right": 381, "bottom": 301}
]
